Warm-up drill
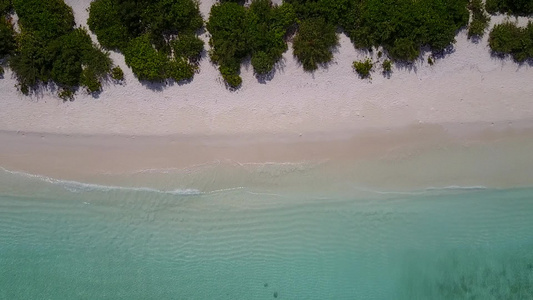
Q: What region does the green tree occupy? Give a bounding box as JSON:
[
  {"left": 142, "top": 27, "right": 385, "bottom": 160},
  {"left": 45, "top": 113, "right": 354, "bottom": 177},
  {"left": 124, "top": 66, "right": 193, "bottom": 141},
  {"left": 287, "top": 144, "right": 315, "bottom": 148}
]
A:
[
  {"left": 87, "top": 0, "right": 129, "bottom": 50},
  {"left": 468, "top": 0, "right": 490, "bottom": 38},
  {"left": 171, "top": 34, "right": 204, "bottom": 60},
  {"left": 486, "top": 0, "right": 533, "bottom": 16},
  {"left": 88, "top": 0, "right": 204, "bottom": 83},
  {"left": 293, "top": 18, "right": 338, "bottom": 71},
  {"left": 207, "top": 2, "right": 248, "bottom": 86},
  {"left": 489, "top": 22, "right": 533, "bottom": 62},
  {"left": 10, "top": 0, "right": 113, "bottom": 97},
  {"left": 124, "top": 34, "right": 169, "bottom": 81},
  {"left": 0, "top": 16, "right": 15, "bottom": 58},
  {"left": 13, "top": 0, "right": 75, "bottom": 40}
]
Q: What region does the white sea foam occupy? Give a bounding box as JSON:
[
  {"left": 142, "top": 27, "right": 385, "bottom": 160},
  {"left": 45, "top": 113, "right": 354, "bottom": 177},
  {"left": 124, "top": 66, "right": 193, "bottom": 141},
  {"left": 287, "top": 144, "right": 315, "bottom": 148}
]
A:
[
  {"left": 425, "top": 185, "right": 488, "bottom": 191},
  {"left": 103, "top": 159, "right": 327, "bottom": 176},
  {"left": 349, "top": 184, "right": 489, "bottom": 197},
  {"left": 0, "top": 167, "right": 202, "bottom": 195},
  {"left": 0, "top": 165, "right": 491, "bottom": 199}
]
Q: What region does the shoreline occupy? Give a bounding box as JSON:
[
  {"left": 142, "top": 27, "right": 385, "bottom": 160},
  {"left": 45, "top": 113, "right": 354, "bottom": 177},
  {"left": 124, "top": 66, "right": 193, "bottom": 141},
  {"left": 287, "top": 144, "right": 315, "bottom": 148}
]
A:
[{"left": 1, "top": 121, "right": 533, "bottom": 194}]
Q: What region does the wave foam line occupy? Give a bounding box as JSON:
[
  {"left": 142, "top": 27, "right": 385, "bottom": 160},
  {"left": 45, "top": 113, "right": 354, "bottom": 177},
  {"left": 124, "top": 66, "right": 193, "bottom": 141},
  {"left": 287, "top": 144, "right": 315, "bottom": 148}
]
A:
[
  {"left": 349, "top": 184, "right": 488, "bottom": 196},
  {"left": 425, "top": 185, "right": 488, "bottom": 191},
  {"left": 102, "top": 159, "right": 329, "bottom": 176},
  {"left": 0, "top": 167, "right": 202, "bottom": 195}
]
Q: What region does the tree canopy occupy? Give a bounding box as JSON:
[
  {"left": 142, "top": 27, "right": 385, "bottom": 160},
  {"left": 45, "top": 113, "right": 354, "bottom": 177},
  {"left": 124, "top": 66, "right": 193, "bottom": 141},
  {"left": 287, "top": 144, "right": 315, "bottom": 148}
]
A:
[
  {"left": 88, "top": 0, "right": 204, "bottom": 83},
  {"left": 489, "top": 22, "right": 533, "bottom": 62},
  {"left": 486, "top": 0, "right": 533, "bottom": 16},
  {"left": 9, "top": 0, "right": 113, "bottom": 98},
  {"left": 292, "top": 17, "right": 338, "bottom": 71},
  {"left": 207, "top": 0, "right": 295, "bottom": 87}
]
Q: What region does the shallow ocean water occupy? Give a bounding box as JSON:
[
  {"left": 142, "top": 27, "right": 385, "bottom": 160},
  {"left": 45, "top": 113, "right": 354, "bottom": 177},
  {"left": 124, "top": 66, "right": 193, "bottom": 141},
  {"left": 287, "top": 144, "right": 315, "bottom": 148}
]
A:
[{"left": 0, "top": 166, "right": 532, "bottom": 299}]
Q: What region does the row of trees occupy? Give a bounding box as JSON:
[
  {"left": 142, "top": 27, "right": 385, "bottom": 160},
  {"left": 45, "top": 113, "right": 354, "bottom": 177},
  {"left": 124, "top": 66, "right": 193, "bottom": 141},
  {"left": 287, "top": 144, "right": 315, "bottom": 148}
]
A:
[
  {"left": 0, "top": 0, "right": 530, "bottom": 95},
  {"left": 286, "top": 0, "right": 471, "bottom": 61},
  {"left": 205, "top": 0, "right": 476, "bottom": 85},
  {"left": 486, "top": 0, "right": 533, "bottom": 16}
]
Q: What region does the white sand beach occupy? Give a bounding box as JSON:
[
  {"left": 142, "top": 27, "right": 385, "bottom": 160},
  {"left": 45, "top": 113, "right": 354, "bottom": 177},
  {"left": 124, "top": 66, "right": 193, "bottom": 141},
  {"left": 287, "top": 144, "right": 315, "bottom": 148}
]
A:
[{"left": 0, "top": 0, "right": 532, "bottom": 189}]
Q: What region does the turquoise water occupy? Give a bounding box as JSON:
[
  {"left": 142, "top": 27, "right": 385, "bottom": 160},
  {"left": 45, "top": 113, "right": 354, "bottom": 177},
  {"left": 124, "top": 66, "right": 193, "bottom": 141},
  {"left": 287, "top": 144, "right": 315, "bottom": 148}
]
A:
[{"left": 0, "top": 168, "right": 532, "bottom": 299}]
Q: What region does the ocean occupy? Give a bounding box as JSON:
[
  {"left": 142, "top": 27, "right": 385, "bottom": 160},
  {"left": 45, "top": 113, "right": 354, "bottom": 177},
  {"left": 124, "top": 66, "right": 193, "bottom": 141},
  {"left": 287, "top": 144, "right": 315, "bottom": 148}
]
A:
[{"left": 0, "top": 164, "right": 532, "bottom": 299}]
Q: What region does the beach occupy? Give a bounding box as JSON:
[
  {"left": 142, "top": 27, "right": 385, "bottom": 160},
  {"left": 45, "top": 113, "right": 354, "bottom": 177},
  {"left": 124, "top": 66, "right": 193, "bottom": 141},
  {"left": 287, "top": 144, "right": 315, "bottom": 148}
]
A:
[
  {"left": 0, "top": 3, "right": 532, "bottom": 182},
  {"left": 0, "top": 8, "right": 532, "bottom": 189},
  {"left": 1, "top": 0, "right": 533, "bottom": 298}
]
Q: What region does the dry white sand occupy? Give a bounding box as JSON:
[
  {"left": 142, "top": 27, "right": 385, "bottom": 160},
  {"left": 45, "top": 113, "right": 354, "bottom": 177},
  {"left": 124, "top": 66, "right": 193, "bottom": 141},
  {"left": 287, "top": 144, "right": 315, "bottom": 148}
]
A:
[{"left": 0, "top": 0, "right": 532, "bottom": 137}]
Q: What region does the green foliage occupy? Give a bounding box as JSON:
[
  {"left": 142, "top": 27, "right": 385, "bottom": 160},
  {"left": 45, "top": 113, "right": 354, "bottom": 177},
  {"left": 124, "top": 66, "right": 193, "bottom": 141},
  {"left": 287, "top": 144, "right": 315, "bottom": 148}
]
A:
[
  {"left": 489, "top": 22, "right": 533, "bottom": 62},
  {"left": 220, "top": 64, "right": 242, "bottom": 87},
  {"left": 428, "top": 56, "right": 434, "bottom": 65},
  {"left": 207, "top": 2, "right": 248, "bottom": 62},
  {"left": 246, "top": 0, "right": 295, "bottom": 74},
  {"left": 468, "top": 0, "right": 490, "bottom": 38},
  {"left": 251, "top": 51, "right": 276, "bottom": 74},
  {"left": 13, "top": 0, "right": 74, "bottom": 40},
  {"left": 9, "top": 1, "right": 112, "bottom": 97},
  {"left": 58, "top": 88, "right": 74, "bottom": 101},
  {"left": 353, "top": 58, "right": 373, "bottom": 78},
  {"left": 285, "top": 0, "right": 352, "bottom": 26},
  {"left": 389, "top": 38, "right": 419, "bottom": 62},
  {"left": 341, "top": 0, "right": 469, "bottom": 61},
  {"left": 171, "top": 34, "right": 204, "bottom": 60},
  {"left": 0, "top": 16, "right": 15, "bottom": 58},
  {"left": 47, "top": 28, "right": 111, "bottom": 88},
  {"left": 0, "top": 64, "right": 4, "bottom": 75},
  {"left": 486, "top": 0, "right": 533, "bottom": 16},
  {"left": 87, "top": 0, "right": 129, "bottom": 50},
  {"left": 124, "top": 34, "right": 169, "bottom": 81},
  {"left": 207, "top": 0, "right": 294, "bottom": 85},
  {"left": 124, "top": 34, "right": 195, "bottom": 82},
  {"left": 0, "top": 0, "right": 12, "bottom": 14},
  {"left": 144, "top": 0, "right": 203, "bottom": 36},
  {"left": 80, "top": 67, "right": 102, "bottom": 93},
  {"left": 382, "top": 59, "right": 392, "bottom": 73},
  {"left": 293, "top": 18, "right": 338, "bottom": 71},
  {"left": 166, "top": 57, "right": 195, "bottom": 82},
  {"left": 88, "top": 0, "right": 204, "bottom": 82},
  {"left": 9, "top": 32, "right": 49, "bottom": 88},
  {"left": 111, "top": 66, "right": 124, "bottom": 81}
]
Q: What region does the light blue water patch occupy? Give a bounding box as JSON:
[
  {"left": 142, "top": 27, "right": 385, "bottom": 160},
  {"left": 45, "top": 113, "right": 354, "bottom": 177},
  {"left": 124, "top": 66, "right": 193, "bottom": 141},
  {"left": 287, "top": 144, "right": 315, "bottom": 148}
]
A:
[{"left": 0, "top": 178, "right": 532, "bottom": 299}]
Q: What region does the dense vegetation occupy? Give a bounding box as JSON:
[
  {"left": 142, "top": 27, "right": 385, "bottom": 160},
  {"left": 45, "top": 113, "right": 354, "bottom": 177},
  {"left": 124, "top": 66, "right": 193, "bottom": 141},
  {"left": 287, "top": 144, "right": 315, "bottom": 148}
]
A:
[
  {"left": 0, "top": 0, "right": 529, "bottom": 95},
  {"left": 8, "top": 0, "right": 113, "bottom": 98},
  {"left": 287, "top": 0, "right": 470, "bottom": 62},
  {"left": 350, "top": 0, "right": 469, "bottom": 61},
  {"left": 468, "top": 0, "right": 491, "bottom": 38},
  {"left": 292, "top": 18, "right": 338, "bottom": 71},
  {"left": 489, "top": 22, "right": 533, "bottom": 62},
  {"left": 0, "top": 0, "right": 15, "bottom": 77},
  {"left": 207, "top": 0, "right": 295, "bottom": 87},
  {"left": 486, "top": 0, "right": 533, "bottom": 16},
  {"left": 88, "top": 0, "right": 204, "bottom": 83}
]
